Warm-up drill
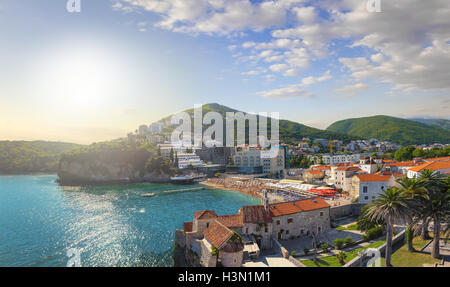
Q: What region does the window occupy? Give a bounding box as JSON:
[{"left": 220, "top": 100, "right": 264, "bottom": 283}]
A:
[
  {"left": 286, "top": 230, "right": 289, "bottom": 235},
  {"left": 288, "top": 218, "right": 293, "bottom": 224},
  {"left": 364, "top": 196, "right": 369, "bottom": 200},
  {"left": 320, "top": 212, "right": 324, "bottom": 217},
  {"left": 363, "top": 186, "right": 368, "bottom": 193},
  {"left": 318, "top": 227, "right": 321, "bottom": 233},
  {"left": 206, "top": 223, "right": 210, "bottom": 228},
  {"left": 246, "top": 228, "right": 249, "bottom": 234},
  {"left": 276, "top": 220, "right": 280, "bottom": 225},
  {"left": 265, "top": 227, "right": 268, "bottom": 233}
]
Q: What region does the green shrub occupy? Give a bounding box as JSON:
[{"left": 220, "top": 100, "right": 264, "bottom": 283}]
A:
[
  {"left": 321, "top": 243, "right": 329, "bottom": 252},
  {"left": 336, "top": 251, "right": 347, "bottom": 265},
  {"left": 291, "top": 251, "right": 296, "bottom": 257},
  {"left": 303, "top": 247, "right": 309, "bottom": 255},
  {"left": 344, "top": 236, "right": 355, "bottom": 245},
  {"left": 362, "top": 225, "right": 384, "bottom": 241},
  {"left": 333, "top": 238, "right": 345, "bottom": 250}
]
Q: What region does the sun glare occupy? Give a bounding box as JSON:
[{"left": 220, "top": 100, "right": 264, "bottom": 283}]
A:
[{"left": 33, "top": 43, "right": 121, "bottom": 113}]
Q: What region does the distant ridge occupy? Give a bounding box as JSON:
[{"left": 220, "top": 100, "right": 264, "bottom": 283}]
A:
[
  {"left": 159, "top": 103, "right": 359, "bottom": 143},
  {"left": 326, "top": 115, "right": 450, "bottom": 145},
  {"left": 409, "top": 118, "right": 450, "bottom": 131}
]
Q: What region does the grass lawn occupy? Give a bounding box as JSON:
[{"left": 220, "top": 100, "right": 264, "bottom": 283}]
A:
[
  {"left": 379, "top": 237, "right": 441, "bottom": 267},
  {"left": 336, "top": 224, "right": 359, "bottom": 231},
  {"left": 301, "top": 240, "right": 385, "bottom": 267}
]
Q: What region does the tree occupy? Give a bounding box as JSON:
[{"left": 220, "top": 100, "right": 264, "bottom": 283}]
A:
[
  {"left": 417, "top": 170, "right": 447, "bottom": 240},
  {"left": 413, "top": 182, "right": 449, "bottom": 259},
  {"left": 394, "top": 146, "right": 415, "bottom": 161},
  {"left": 336, "top": 251, "right": 347, "bottom": 265},
  {"left": 365, "top": 188, "right": 411, "bottom": 267},
  {"left": 396, "top": 177, "right": 425, "bottom": 251}
]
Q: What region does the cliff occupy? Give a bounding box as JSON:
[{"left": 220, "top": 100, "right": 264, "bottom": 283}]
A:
[{"left": 57, "top": 141, "right": 173, "bottom": 185}]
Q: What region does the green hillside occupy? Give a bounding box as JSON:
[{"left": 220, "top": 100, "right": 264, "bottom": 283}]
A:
[
  {"left": 326, "top": 115, "right": 450, "bottom": 145},
  {"left": 0, "top": 141, "right": 83, "bottom": 173},
  {"left": 161, "top": 103, "right": 358, "bottom": 143},
  {"left": 409, "top": 118, "right": 450, "bottom": 131}
]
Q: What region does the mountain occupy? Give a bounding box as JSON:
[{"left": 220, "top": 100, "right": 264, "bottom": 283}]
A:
[
  {"left": 0, "top": 141, "right": 83, "bottom": 174},
  {"left": 409, "top": 118, "right": 450, "bottom": 131},
  {"left": 159, "top": 103, "right": 359, "bottom": 144},
  {"left": 326, "top": 115, "right": 450, "bottom": 145}
]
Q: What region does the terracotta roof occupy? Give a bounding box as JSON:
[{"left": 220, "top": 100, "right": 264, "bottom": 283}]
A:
[
  {"left": 183, "top": 222, "right": 193, "bottom": 233},
  {"left": 356, "top": 174, "right": 391, "bottom": 182},
  {"left": 387, "top": 161, "right": 421, "bottom": 167},
  {"left": 307, "top": 170, "right": 324, "bottom": 175},
  {"left": 313, "top": 165, "right": 331, "bottom": 170},
  {"left": 424, "top": 156, "right": 450, "bottom": 163},
  {"left": 194, "top": 210, "right": 218, "bottom": 219},
  {"left": 241, "top": 205, "right": 272, "bottom": 223},
  {"left": 376, "top": 171, "right": 405, "bottom": 178},
  {"left": 336, "top": 166, "right": 361, "bottom": 171},
  {"left": 203, "top": 221, "right": 233, "bottom": 249},
  {"left": 409, "top": 161, "right": 450, "bottom": 173},
  {"left": 216, "top": 214, "right": 243, "bottom": 228},
  {"left": 269, "top": 197, "right": 330, "bottom": 217}
]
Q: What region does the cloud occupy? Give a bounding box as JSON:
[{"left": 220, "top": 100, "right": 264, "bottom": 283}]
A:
[
  {"left": 300, "top": 70, "right": 332, "bottom": 87},
  {"left": 114, "top": 0, "right": 450, "bottom": 94},
  {"left": 257, "top": 84, "right": 315, "bottom": 99},
  {"left": 334, "top": 83, "right": 370, "bottom": 98}
]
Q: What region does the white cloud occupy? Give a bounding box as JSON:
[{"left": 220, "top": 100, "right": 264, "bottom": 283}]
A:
[
  {"left": 334, "top": 83, "right": 370, "bottom": 98},
  {"left": 269, "top": 63, "right": 289, "bottom": 72},
  {"left": 300, "top": 70, "right": 332, "bottom": 86},
  {"left": 257, "top": 84, "right": 314, "bottom": 99}
]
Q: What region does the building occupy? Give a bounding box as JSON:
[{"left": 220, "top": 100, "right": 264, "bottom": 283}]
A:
[
  {"left": 352, "top": 173, "right": 403, "bottom": 204},
  {"left": 195, "top": 146, "right": 233, "bottom": 165},
  {"left": 333, "top": 166, "right": 364, "bottom": 191},
  {"left": 407, "top": 160, "right": 450, "bottom": 178},
  {"left": 308, "top": 153, "right": 371, "bottom": 165},
  {"left": 177, "top": 153, "right": 204, "bottom": 169},
  {"left": 149, "top": 122, "right": 163, "bottom": 134},
  {"left": 261, "top": 148, "right": 285, "bottom": 177},
  {"left": 177, "top": 193, "right": 332, "bottom": 267},
  {"left": 233, "top": 147, "right": 263, "bottom": 174},
  {"left": 304, "top": 170, "right": 325, "bottom": 183},
  {"left": 270, "top": 197, "right": 331, "bottom": 240}
]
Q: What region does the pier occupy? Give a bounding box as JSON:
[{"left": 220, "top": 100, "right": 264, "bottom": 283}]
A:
[{"left": 141, "top": 187, "right": 206, "bottom": 197}]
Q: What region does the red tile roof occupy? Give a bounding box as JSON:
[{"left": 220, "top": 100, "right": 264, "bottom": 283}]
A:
[
  {"left": 336, "top": 166, "right": 361, "bottom": 171},
  {"left": 409, "top": 161, "right": 450, "bottom": 173},
  {"left": 387, "top": 161, "right": 421, "bottom": 167},
  {"left": 183, "top": 222, "right": 193, "bottom": 233},
  {"left": 216, "top": 215, "right": 243, "bottom": 228},
  {"left": 241, "top": 205, "right": 272, "bottom": 223},
  {"left": 424, "top": 156, "right": 450, "bottom": 163},
  {"left": 307, "top": 170, "right": 324, "bottom": 175},
  {"left": 269, "top": 197, "right": 330, "bottom": 217},
  {"left": 194, "top": 210, "right": 218, "bottom": 219},
  {"left": 356, "top": 174, "right": 391, "bottom": 182},
  {"left": 203, "top": 221, "right": 233, "bottom": 249},
  {"left": 313, "top": 165, "right": 331, "bottom": 170}
]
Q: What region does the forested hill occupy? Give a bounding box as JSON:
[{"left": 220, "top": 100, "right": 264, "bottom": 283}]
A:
[
  {"left": 326, "top": 115, "right": 450, "bottom": 145},
  {"left": 0, "top": 141, "right": 83, "bottom": 174},
  {"left": 160, "top": 103, "right": 359, "bottom": 144}
]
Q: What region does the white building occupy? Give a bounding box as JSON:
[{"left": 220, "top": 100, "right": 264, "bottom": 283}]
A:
[
  {"left": 352, "top": 173, "right": 402, "bottom": 204},
  {"left": 177, "top": 153, "right": 204, "bottom": 169}
]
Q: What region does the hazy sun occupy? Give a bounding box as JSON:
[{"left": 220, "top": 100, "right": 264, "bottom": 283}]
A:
[{"left": 34, "top": 43, "right": 120, "bottom": 112}]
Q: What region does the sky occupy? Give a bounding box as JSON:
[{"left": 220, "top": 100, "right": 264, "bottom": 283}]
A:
[{"left": 0, "top": 0, "right": 449, "bottom": 144}]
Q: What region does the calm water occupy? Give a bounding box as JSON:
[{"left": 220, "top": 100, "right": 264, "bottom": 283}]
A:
[{"left": 0, "top": 175, "right": 259, "bottom": 267}]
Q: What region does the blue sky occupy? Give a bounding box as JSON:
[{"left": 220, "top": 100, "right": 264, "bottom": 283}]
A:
[{"left": 0, "top": 0, "right": 449, "bottom": 144}]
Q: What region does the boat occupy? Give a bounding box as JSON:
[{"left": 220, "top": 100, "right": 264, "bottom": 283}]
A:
[{"left": 140, "top": 193, "right": 156, "bottom": 197}]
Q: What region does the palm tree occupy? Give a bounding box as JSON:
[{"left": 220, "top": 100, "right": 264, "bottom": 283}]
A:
[
  {"left": 417, "top": 170, "right": 447, "bottom": 240},
  {"left": 414, "top": 188, "right": 449, "bottom": 259},
  {"left": 396, "top": 177, "right": 425, "bottom": 251},
  {"left": 365, "top": 188, "right": 412, "bottom": 267}
]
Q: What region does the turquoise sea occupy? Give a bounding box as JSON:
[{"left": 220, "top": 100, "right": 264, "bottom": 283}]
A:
[{"left": 0, "top": 175, "right": 260, "bottom": 267}]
